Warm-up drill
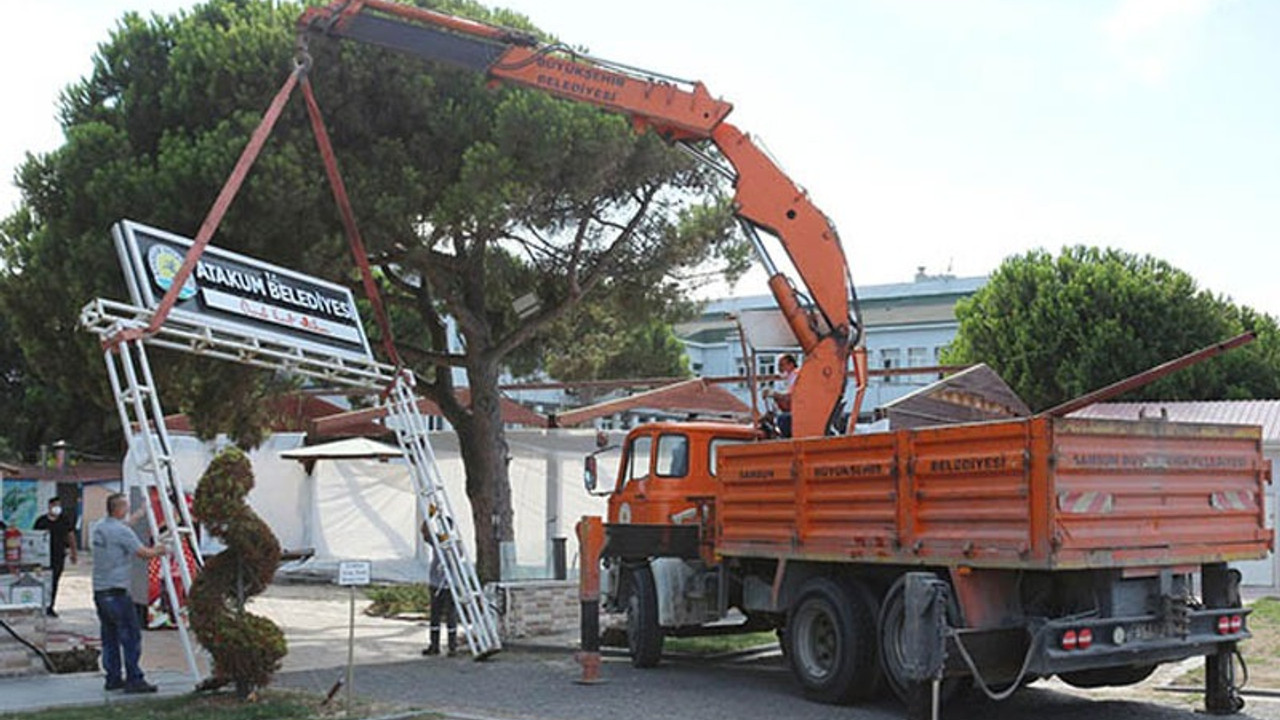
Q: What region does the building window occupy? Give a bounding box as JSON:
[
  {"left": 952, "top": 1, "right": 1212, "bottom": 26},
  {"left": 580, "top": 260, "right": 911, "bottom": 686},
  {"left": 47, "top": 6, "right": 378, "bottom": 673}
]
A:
[
  {"left": 881, "top": 348, "right": 901, "bottom": 384},
  {"left": 757, "top": 354, "right": 778, "bottom": 378}
]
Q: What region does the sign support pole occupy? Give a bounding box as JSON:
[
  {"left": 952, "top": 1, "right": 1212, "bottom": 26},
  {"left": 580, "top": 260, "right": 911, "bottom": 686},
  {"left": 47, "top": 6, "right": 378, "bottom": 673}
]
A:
[{"left": 347, "top": 584, "right": 356, "bottom": 714}]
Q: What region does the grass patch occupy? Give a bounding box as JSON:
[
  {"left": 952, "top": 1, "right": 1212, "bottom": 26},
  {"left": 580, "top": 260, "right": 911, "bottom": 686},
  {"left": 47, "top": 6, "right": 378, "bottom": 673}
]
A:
[
  {"left": 1178, "top": 596, "right": 1280, "bottom": 688},
  {"left": 664, "top": 631, "right": 778, "bottom": 655},
  {"left": 0, "top": 689, "right": 434, "bottom": 720},
  {"left": 364, "top": 583, "right": 432, "bottom": 617}
]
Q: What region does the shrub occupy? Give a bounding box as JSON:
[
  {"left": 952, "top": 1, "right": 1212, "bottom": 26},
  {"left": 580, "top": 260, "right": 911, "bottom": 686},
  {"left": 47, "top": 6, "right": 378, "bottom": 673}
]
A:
[{"left": 189, "top": 447, "right": 287, "bottom": 698}]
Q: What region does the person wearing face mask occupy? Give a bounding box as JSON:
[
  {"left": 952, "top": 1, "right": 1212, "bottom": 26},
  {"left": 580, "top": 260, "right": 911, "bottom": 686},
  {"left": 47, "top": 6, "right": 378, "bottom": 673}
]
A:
[{"left": 33, "top": 496, "right": 78, "bottom": 617}]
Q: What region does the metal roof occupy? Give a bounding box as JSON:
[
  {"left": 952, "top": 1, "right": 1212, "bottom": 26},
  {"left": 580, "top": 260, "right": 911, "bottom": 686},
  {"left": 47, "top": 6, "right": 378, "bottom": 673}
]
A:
[
  {"left": 880, "top": 364, "right": 1031, "bottom": 429},
  {"left": 697, "top": 275, "right": 988, "bottom": 316},
  {"left": 1070, "top": 401, "right": 1280, "bottom": 443}
]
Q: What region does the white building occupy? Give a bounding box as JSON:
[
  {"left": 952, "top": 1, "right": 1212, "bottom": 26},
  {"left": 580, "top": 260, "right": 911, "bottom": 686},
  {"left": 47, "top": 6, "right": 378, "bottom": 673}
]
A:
[{"left": 677, "top": 272, "right": 988, "bottom": 419}]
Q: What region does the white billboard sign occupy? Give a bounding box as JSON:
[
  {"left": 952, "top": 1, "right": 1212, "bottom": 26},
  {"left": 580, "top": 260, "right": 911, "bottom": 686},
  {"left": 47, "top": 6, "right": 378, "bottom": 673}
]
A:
[{"left": 113, "top": 219, "right": 373, "bottom": 362}]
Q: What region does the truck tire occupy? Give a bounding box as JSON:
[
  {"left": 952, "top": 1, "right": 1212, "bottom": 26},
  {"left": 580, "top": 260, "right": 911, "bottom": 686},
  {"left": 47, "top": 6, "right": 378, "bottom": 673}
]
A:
[
  {"left": 626, "top": 565, "right": 663, "bottom": 668},
  {"left": 786, "top": 577, "right": 879, "bottom": 705},
  {"left": 1059, "top": 664, "right": 1157, "bottom": 689},
  {"left": 878, "top": 575, "right": 964, "bottom": 705}
]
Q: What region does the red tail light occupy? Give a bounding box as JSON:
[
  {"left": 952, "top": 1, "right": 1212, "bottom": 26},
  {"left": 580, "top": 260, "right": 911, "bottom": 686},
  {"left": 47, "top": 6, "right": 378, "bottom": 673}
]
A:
[
  {"left": 1061, "top": 630, "right": 1078, "bottom": 650},
  {"left": 1230, "top": 615, "right": 1243, "bottom": 633},
  {"left": 1217, "top": 616, "right": 1232, "bottom": 635},
  {"left": 1077, "top": 628, "right": 1093, "bottom": 649}
]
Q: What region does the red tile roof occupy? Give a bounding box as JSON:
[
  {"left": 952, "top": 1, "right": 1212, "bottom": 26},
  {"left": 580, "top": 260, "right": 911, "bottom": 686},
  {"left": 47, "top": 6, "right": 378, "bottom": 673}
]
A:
[
  {"left": 554, "top": 378, "right": 750, "bottom": 427},
  {"left": 310, "top": 389, "right": 548, "bottom": 438},
  {"left": 163, "top": 394, "right": 348, "bottom": 433}
]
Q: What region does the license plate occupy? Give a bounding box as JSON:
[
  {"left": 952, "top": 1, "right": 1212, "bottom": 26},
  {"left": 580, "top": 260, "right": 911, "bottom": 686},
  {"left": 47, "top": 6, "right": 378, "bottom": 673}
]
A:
[{"left": 1125, "top": 622, "right": 1166, "bottom": 643}]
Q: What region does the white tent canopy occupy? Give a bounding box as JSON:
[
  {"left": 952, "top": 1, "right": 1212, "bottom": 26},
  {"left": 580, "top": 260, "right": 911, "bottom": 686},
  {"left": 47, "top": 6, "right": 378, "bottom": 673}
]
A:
[
  {"left": 279, "top": 437, "right": 403, "bottom": 460},
  {"left": 124, "top": 429, "right": 611, "bottom": 584}
]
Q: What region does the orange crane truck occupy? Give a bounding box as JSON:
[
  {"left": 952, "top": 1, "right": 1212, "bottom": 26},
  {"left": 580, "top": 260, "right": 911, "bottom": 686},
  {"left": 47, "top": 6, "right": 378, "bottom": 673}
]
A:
[
  {"left": 590, "top": 410, "right": 1269, "bottom": 713},
  {"left": 296, "top": 3, "right": 1272, "bottom": 715}
]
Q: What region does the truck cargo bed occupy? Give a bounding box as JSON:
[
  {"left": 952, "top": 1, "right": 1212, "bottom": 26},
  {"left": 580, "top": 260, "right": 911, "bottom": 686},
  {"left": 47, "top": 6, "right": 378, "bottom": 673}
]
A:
[{"left": 716, "top": 416, "right": 1271, "bottom": 569}]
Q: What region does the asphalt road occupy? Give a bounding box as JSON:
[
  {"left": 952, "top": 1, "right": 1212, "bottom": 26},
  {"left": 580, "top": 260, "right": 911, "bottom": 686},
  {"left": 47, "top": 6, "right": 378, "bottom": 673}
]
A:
[{"left": 275, "top": 648, "right": 1280, "bottom": 720}]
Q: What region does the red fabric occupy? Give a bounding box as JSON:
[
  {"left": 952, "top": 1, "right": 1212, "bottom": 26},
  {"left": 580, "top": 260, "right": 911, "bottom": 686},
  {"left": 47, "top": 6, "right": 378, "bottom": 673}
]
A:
[
  {"left": 302, "top": 77, "right": 403, "bottom": 368},
  {"left": 144, "top": 489, "right": 200, "bottom": 629}
]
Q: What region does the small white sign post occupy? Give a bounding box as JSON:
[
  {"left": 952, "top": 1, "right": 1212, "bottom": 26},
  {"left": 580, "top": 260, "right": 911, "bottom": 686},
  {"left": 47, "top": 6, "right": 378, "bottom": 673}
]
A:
[{"left": 337, "top": 560, "right": 372, "bottom": 713}]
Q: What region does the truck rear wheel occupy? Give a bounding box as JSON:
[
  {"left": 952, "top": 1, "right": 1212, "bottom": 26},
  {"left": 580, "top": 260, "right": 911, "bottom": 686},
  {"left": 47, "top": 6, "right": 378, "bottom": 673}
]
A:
[
  {"left": 786, "top": 577, "right": 879, "bottom": 705},
  {"left": 1059, "top": 664, "right": 1157, "bottom": 689},
  {"left": 626, "top": 565, "right": 663, "bottom": 668},
  {"left": 878, "top": 574, "right": 964, "bottom": 705}
]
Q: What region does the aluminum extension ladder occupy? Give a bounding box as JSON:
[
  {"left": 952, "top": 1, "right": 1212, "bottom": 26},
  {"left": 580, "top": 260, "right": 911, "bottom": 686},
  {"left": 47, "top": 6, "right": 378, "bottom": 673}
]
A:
[
  {"left": 83, "top": 299, "right": 502, "bottom": 671},
  {"left": 386, "top": 374, "right": 501, "bottom": 657},
  {"left": 100, "top": 332, "right": 205, "bottom": 681}
]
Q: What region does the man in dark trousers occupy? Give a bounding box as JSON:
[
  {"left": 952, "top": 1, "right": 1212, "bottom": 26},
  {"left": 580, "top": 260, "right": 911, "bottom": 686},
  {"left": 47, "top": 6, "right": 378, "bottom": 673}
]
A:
[
  {"left": 420, "top": 522, "right": 458, "bottom": 656},
  {"left": 92, "top": 492, "right": 168, "bottom": 693},
  {"left": 33, "top": 497, "right": 77, "bottom": 617}
]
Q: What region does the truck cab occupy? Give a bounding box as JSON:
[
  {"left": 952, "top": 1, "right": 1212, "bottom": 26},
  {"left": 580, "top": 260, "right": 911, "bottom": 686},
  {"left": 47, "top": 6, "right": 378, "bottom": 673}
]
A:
[{"left": 606, "top": 421, "right": 757, "bottom": 531}]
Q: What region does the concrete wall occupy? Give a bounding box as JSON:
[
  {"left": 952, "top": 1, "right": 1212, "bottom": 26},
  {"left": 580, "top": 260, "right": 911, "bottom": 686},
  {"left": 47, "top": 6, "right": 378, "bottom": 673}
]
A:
[{"left": 490, "top": 580, "right": 579, "bottom": 639}]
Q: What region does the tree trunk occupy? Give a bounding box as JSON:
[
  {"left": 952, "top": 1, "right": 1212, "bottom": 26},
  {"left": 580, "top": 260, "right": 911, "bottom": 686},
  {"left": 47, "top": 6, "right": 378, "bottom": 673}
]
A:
[{"left": 454, "top": 356, "right": 514, "bottom": 583}]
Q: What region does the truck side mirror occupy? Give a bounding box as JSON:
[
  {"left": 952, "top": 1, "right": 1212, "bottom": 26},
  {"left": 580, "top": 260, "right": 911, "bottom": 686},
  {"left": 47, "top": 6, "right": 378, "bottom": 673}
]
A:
[{"left": 584, "top": 455, "right": 598, "bottom": 493}]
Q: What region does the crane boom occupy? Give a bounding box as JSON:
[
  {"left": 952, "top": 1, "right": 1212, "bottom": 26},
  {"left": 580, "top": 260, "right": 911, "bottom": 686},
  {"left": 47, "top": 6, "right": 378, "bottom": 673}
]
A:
[{"left": 299, "top": 0, "right": 866, "bottom": 437}]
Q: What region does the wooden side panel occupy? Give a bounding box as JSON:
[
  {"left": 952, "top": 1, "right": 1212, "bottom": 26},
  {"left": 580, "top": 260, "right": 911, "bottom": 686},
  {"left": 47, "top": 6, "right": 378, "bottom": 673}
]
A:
[
  {"left": 1050, "top": 418, "right": 1271, "bottom": 566},
  {"left": 908, "top": 420, "right": 1034, "bottom": 562}
]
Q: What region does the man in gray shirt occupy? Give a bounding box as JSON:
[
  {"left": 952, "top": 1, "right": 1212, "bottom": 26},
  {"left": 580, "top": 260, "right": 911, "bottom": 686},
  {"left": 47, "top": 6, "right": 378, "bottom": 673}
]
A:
[{"left": 92, "top": 492, "right": 167, "bottom": 693}]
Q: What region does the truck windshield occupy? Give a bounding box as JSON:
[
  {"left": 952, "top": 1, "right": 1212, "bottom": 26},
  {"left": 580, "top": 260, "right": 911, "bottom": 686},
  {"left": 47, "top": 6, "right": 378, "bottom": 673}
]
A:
[
  {"left": 655, "top": 434, "right": 689, "bottom": 478},
  {"left": 623, "top": 435, "right": 652, "bottom": 486}
]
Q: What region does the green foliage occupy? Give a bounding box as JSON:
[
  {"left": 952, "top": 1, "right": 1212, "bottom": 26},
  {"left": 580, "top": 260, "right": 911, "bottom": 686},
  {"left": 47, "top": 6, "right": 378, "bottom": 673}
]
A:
[
  {"left": 662, "top": 631, "right": 778, "bottom": 655},
  {"left": 363, "top": 583, "right": 432, "bottom": 617},
  {"left": 945, "top": 246, "right": 1280, "bottom": 410},
  {"left": 189, "top": 447, "right": 286, "bottom": 698}
]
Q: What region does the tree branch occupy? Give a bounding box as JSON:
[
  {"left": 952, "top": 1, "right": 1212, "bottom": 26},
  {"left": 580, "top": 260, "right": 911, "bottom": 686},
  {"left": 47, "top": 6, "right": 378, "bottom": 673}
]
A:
[{"left": 490, "top": 185, "right": 660, "bottom": 359}]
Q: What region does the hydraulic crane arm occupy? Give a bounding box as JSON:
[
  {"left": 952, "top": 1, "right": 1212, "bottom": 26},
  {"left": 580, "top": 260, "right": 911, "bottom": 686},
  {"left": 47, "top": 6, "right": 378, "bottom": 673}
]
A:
[{"left": 298, "top": 0, "right": 867, "bottom": 437}]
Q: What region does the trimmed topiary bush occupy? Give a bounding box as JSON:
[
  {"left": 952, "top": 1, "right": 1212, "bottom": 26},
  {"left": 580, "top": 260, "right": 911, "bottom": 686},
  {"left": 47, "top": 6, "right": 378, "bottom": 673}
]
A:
[{"left": 189, "top": 447, "right": 286, "bottom": 697}]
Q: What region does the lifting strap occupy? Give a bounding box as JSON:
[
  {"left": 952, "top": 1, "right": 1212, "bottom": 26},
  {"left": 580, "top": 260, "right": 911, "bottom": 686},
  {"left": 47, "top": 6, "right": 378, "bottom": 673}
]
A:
[
  {"left": 121, "top": 66, "right": 301, "bottom": 347},
  {"left": 301, "top": 76, "right": 403, "bottom": 368},
  {"left": 112, "top": 62, "right": 403, "bottom": 368}
]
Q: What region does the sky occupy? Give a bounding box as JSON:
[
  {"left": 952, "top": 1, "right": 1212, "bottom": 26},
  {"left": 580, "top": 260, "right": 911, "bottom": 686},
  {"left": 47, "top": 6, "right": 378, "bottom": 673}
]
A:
[{"left": 3, "top": 0, "right": 1277, "bottom": 316}]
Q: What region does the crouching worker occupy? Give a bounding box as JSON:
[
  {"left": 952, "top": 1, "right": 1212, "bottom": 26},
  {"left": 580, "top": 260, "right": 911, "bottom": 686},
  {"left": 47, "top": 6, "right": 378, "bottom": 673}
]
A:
[{"left": 420, "top": 521, "right": 458, "bottom": 656}]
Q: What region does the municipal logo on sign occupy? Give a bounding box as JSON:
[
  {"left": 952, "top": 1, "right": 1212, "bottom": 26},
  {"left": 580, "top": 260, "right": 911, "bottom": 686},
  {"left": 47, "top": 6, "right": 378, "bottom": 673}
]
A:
[{"left": 146, "top": 244, "right": 198, "bottom": 300}]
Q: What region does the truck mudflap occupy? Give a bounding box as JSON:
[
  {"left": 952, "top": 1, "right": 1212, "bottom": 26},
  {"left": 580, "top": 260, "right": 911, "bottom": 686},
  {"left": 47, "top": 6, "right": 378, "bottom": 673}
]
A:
[{"left": 949, "top": 606, "right": 1251, "bottom": 682}]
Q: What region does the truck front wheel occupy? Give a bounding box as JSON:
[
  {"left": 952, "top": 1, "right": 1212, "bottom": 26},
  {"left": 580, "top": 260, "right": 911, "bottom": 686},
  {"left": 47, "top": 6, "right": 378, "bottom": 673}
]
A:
[
  {"left": 786, "top": 577, "right": 879, "bottom": 705},
  {"left": 626, "top": 565, "right": 663, "bottom": 668}
]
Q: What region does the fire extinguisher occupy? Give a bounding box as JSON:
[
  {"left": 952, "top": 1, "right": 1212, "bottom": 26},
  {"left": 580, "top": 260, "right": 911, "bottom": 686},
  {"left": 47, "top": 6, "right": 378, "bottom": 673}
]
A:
[{"left": 3, "top": 526, "right": 21, "bottom": 569}]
